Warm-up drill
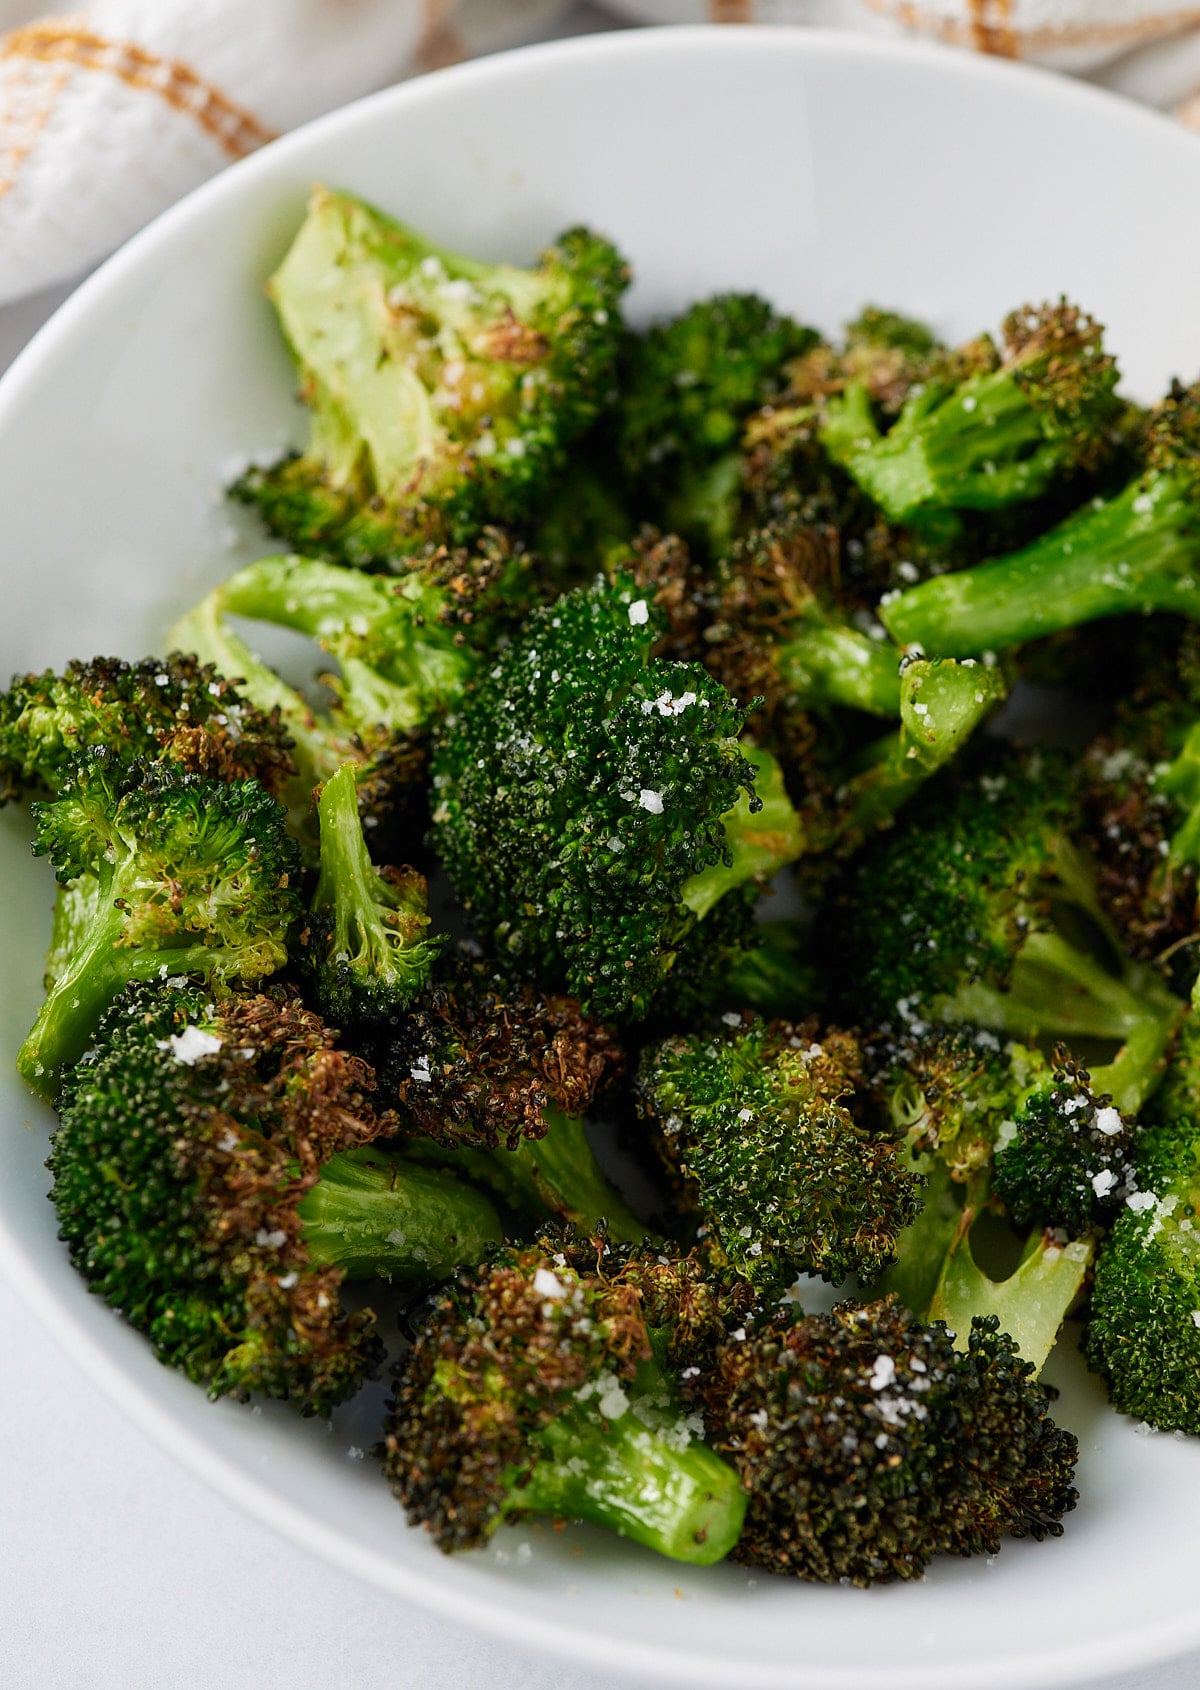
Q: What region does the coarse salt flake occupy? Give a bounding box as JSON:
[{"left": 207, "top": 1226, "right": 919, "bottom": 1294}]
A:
[
  {"left": 158, "top": 1026, "right": 222, "bottom": 1066},
  {"left": 533, "top": 1267, "right": 567, "bottom": 1300},
  {"left": 627, "top": 599, "right": 649, "bottom": 626},
  {"left": 1092, "top": 1169, "right": 1118, "bottom": 1198},
  {"left": 1094, "top": 1106, "right": 1124, "bottom": 1136},
  {"left": 638, "top": 789, "right": 664, "bottom": 814}
]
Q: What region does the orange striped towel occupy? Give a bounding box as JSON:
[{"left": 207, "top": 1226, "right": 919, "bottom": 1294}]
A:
[
  {"left": 607, "top": 2, "right": 1200, "bottom": 118},
  {"left": 0, "top": 0, "right": 568, "bottom": 306}
]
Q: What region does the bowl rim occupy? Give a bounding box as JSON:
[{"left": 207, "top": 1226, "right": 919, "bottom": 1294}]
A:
[{"left": 4, "top": 23, "right": 1200, "bottom": 1689}]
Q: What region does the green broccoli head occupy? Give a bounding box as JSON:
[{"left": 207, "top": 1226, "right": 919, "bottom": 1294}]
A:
[
  {"left": 301, "top": 763, "right": 440, "bottom": 1033},
  {"left": 430, "top": 573, "right": 796, "bottom": 1021},
  {"left": 49, "top": 982, "right": 386, "bottom": 1411},
  {"left": 0, "top": 652, "right": 295, "bottom": 805},
  {"left": 824, "top": 299, "right": 1120, "bottom": 524},
  {"left": 637, "top": 1018, "right": 923, "bottom": 1288},
  {"left": 380, "top": 1234, "right": 747, "bottom": 1562},
  {"left": 618, "top": 293, "right": 817, "bottom": 542},
  {"left": 1085, "top": 1114, "right": 1200, "bottom": 1433},
  {"left": 18, "top": 753, "right": 301, "bottom": 1096},
  {"left": 232, "top": 187, "right": 629, "bottom": 566},
  {"left": 697, "top": 1296, "right": 1079, "bottom": 1585},
  {"left": 377, "top": 960, "right": 624, "bottom": 1152},
  {"left": 872, "top": 1021, "right": 1029, "bottom": 1184},
  {"left": 993, "top": 1048, "right": 1142, "bottom": 1235}
]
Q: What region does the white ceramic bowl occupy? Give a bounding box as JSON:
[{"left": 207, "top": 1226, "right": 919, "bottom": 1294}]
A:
[{"left": 4, "top": 26, "right": 1200, "bottom": 1690}]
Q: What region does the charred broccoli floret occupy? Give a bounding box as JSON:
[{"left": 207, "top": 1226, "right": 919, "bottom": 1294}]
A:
[
  {"left": 430, "top": 573, "right": 802, "bottom": 1021},
  {"left": 636, "top": 1018, "right": 923, "bottom": 1289},
  {"left": 881, "top": 379, "right": 1200, "bottom": 655},
  {"left": 1085, "top": 1114, "right": 1200, "bottom": 1433},
  {"left": 48, "top": 982, "right": 504, "bottom": 1411},
  {"left": 697, "top": 1296, "right": 1078, "bottom": 1585},
  {"left": 300, "top": 763, "right": 440, "bottom": 1032},
  {"left": 0, "top": 652, "right": 294, "bottom": 804},
  {"left": 18, "top": 754, "right": 302, "bottom": 1097},
  {"left": 823, "top": 300, "right": 1119, "bottom": 524},
  {"left": 380, "top": 1235, "right": 746, "bottom": 1561},
  {"left": 377, "top": 961, "right": 644, "bottom": 1243},
  {"left": 232, "top": 187, "right": 628, "bottom": 566}
]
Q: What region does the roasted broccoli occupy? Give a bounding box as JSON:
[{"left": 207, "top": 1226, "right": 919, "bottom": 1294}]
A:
[
  {"left": 637, "top": 1018, "right": 923, "bottom": 1289},
  {"left": 380, "top": 1235, "right": 746, "bottom": 1561},
  {"left": 0, "top": 652, "right": 294, "bottom": 804},
  {"left": 300, "top": 763, "right": 440, "bottom": 1032},
  {"left": 822, "top": 300, "right": 1119, "bottom": 524},
  {"left": 430, "top": 573, "right": 802, "bottom": 1021},
  {"left": 19, "top": 754, "right": 302, "bottom": 1096},
  {"left": 881, "top": 378, "right": 1200, "bottom": 655},
  {"left": 231, "top": 187, "right": 628, "bottom": 566},
  {"left": 48, "top": 982, "right": 504, "bottom": 1411},
  {"left": 1085, "top": 1113, "right": 1200, "bottom": 1432},
  {"left": 826, "top": 747, "right": 1183, "bottom": 1060},
  {"left": 618, "top": 293, "right": 816, "bottom": 553},
  {"left": 696, "top": 1296, "right": 1079, "bottom": 1585},
  {"left": 377, "top": 961, "right": 645, "bottom": 1243}
]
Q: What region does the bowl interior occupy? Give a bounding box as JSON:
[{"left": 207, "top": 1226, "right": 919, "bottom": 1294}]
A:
[{"left": 3, "top": 28, "right": 1200, "bottom": 1690}]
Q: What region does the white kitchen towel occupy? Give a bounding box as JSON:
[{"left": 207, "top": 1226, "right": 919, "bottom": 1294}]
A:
[
  {"left": 0, "top": 0, "right": 569, "bottom": 306},
  {"left": 3, "top": 0, "right": 1199, "bottom": 309}
]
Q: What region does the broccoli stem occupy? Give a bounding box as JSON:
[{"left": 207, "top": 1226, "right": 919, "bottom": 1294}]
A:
[
  {"left": 835, "top": 657, "right": 1007, "bottom": 844},
  {"left": 880, "top": 471, "right": 1200, "bottom": 655},
  {"left": 946, "top": 929, "right": 1183, "bottom": 1063},
  {"left": 880, "top": 1159, "right": 1092, "bottom": 1374},
  {"left": 514, "top": 1360, "right": 747, "bottom": 1564},
  {"left": 17, "top": 899, "right": 217, "bottom": 1096},
  {"left": 776, "top": 624, "right": 902, "bottom": 718},
  {"left": 170, "top": 593, "right": 351, "bottom": 791},
  {"left": 680, "top": 744, "right": 802, "bottom": 920},
  {"left": 402, "top": 1105, "right": 649, "bottom": 1245},
  {"left": 296, "top": 1145, "right": 503, "bottom": 1281},
  {"left": 844, "top": 368, "right": 1067, "bottom": 521}
]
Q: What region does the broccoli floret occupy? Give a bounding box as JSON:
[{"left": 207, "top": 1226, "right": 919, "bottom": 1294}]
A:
[
  {"left": 880, "top": 379, "right": 1200, "bottom": 655},
  {"left": 696, "top": 1296, "right": 1078, "bottom": 1585},
  {"left": 0, "top": 652, "right": 294, "bottom": 805},
  {"left": 300, "top": 763, "right": 440, "bottom": 1032},
  {"left": 823, "top": 300, "right": 1120, "bottom": 524},
  {"left": 17, "top": 754, "right": 302, "bottom": 1097},
  {"left": 872, "top": 1025, "right": 1099, "bottom": 1369},
  {"left": 380, "top": 1235, "right": 746, "bottom": 1561},
  {"left": 1088, "top": 1115, "right": 1200, "bottom": 1433},
  {"left": 785, "top": 306, "right": 944, "bottom": 420},
  {"left": 636, "top": 1019, "right": 923, "bottom": 1289},
  {"left": 48, "top": 982, "right": 504, "bottom": 1411},
  {"left": 1085, "top": 1114, "right": 1200, "bottom": 1433},
  {"left": 232, "top": 187, "right": 628, "bottom": 566},
  {"left": 377, "top": 961, "right": 645, "bottom": 1243},
  {"left": 618, "top": 293, "right": 817, "bottom": 552},
  {"left": 826, "top": 747, "right": 1183, "bottom": 1056},
  {"left": 430, "top": 574, "right": 802, "bottom": 1021}
]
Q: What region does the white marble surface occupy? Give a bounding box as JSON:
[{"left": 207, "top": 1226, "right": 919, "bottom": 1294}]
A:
[{"left": 4, "top": 20, "right": 1200, "bottom": 1685}]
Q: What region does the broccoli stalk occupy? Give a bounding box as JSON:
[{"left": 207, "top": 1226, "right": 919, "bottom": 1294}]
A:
[
  {"left": 822, "top": 300, "right": 1119, "bottom": 524},
  {"left": 302, "top": 763, "right": 440, "bottom": 1031},
  {"left": 880, "top": 379, "right": 1200, "bottom": 655},
  {"left": 232, "top": 187, "right": 628, "bottom": 566},
  {"left": 18, "top": 755, "right": 301, "bottom": 1097},
  {"left": 49, "top": 983, "right": 504, "bottom": 1411},
  {"left": 381, "top": 1238, "right": 746, "bottom": 1561}
]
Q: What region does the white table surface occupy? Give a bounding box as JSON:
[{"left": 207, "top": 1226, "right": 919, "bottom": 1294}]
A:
[{"left": 4, "top": 17, "right": 1200, "bottom": 1685}]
